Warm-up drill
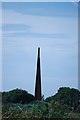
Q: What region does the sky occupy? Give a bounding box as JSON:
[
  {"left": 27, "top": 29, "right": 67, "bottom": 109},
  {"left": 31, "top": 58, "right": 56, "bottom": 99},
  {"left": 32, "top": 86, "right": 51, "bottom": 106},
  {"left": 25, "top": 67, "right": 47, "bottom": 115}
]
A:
[
  {"left": 2, "top": 2, "right": 78, "bottom": 98},
  {"left": 0, "top": 2, "right": 2, "bottom": 92},
  {"left": 1, "top": 0, "right": 79, "bottom": 2}
]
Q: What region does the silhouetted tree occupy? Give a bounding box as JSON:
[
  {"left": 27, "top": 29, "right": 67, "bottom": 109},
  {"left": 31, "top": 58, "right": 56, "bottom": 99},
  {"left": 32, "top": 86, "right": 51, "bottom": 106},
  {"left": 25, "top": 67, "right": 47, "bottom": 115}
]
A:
[
  {"left": 45, "top": 87, "right": 80, "bottom": 111},
  {"left": 2, "top": 88, "right": 35, "bottom": 104}
]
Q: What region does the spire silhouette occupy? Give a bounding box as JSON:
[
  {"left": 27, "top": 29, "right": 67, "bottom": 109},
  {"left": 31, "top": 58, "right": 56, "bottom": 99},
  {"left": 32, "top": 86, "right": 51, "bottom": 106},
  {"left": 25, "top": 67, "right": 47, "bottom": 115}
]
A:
[{"left": 35, "top": 47, "right": 42, "bottom": 100}]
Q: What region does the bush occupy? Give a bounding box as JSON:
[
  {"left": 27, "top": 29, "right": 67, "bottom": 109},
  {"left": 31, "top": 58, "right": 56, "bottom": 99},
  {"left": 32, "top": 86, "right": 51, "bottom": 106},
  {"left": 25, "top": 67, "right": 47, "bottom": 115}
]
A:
[{"left": 2, "top": 88, "right": 35, "bottom": 104}]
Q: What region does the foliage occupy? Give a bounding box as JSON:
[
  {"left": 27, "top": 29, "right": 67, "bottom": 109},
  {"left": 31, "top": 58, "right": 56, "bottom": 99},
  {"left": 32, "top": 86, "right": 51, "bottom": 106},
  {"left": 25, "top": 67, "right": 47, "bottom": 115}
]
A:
[
  {"left": 45, "top": 87, "right": 80, "bottom": 112},
  {"left": 1, "top": 87, "right": 80, "bottom": 119},
  {"left": 2, "top": 102, "right": 49, "bottom": 119},
  {"left": 2, "top": 88, "right": 35, "bottom": 104}
]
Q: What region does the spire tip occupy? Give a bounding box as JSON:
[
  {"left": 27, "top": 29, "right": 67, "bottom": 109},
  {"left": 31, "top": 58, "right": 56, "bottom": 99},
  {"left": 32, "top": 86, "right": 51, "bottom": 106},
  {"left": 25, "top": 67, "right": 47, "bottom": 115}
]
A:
[{"left": 38, "top": 47, "right": 40, "bottom": 58}]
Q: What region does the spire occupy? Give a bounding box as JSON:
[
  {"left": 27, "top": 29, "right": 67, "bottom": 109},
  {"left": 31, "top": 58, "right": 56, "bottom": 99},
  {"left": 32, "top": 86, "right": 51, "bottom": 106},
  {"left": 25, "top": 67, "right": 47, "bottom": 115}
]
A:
[
  {"left": 35, "top": 47, "right": 42, "bottom": 100},
  {"left": 38, "top": 47, "right": 40, "bottom": 58}
]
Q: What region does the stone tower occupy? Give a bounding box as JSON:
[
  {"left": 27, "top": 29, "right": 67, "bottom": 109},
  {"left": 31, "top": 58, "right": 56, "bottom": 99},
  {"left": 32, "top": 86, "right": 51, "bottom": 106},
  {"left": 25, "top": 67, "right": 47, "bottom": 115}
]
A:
[{"left": 35, "top": 47, "right": 42, "bottom": 100}]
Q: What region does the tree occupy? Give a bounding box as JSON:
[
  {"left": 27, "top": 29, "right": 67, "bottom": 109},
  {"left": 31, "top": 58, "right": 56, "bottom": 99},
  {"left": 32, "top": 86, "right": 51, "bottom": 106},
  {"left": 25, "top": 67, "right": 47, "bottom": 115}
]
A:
[
  {"left": 2, "top": 88, "right": 35, "bottom": 104},
  {"left": 45, "top": 87, "right": 80, "bottom": 111}
]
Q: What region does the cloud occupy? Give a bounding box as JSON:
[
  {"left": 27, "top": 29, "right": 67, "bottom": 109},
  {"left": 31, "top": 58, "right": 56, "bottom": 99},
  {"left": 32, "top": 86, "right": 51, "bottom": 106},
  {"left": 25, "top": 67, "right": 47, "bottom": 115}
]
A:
[
  {"left": 2, "top": 8, "right": 78, "bottom": 56},
  {"left": 2, "top": 9, "right": 77, "bottom": 35},
  {"left": 3, "top": 31, "right": 70, "bottom": 39},
  {"left": 2, "top": 2, "right": 78, "bottom": 18},
  {"left": 3, "top": 36, "right": 77, "bottom": 58},
  {"left": 2, "top": 24, "right": 31, "bottom": 31},
  {"left": 2, "top": 3, "right": 78, "bottom": 95}
]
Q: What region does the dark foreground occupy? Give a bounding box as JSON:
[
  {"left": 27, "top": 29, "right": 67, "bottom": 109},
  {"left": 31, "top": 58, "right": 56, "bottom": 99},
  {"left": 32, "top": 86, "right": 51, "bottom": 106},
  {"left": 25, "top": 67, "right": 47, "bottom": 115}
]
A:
[{"left": 1, "top": 87, "right": 80, "bottom": 120}]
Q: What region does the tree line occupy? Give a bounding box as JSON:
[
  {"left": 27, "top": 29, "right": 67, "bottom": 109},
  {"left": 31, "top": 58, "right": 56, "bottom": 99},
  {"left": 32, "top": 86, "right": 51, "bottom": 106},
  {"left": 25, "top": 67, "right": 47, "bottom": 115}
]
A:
[{"left": 1, "top": 87, "right": 80, "bottom": 112}]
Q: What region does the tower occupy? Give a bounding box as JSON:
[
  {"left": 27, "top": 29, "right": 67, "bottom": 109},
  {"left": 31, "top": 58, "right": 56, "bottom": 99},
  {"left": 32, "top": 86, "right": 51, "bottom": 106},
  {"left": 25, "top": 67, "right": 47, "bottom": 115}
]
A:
[{"left": 35, "top": 47, "right": 42, "bottom": 100}]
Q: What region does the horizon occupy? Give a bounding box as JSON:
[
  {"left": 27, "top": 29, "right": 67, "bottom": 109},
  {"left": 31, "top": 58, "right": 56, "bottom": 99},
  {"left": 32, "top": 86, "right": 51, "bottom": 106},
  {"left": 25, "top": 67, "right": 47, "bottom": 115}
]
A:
[
  {"left": 2, "top": 2, "right": 78, "bottom": 98},
  {"left": 1, "top": 86, "right": 79, "bottom": 99}
]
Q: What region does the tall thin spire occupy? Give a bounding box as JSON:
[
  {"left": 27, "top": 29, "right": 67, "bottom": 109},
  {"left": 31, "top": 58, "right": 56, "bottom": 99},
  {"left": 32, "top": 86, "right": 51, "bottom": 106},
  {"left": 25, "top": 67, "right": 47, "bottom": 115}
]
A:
[{"left": 35, "top": 47, "right": 42, "bottom": 100}]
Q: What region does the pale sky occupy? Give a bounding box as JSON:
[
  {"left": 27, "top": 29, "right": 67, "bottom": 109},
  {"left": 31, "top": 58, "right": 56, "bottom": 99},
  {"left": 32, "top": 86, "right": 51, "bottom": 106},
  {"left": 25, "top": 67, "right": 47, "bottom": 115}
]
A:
[
  {"left": 2, "top": 2, "right": 78, "bottom": 98},
  {"left": 1, "top": 0, "right": 79, "bottom": 2}
]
